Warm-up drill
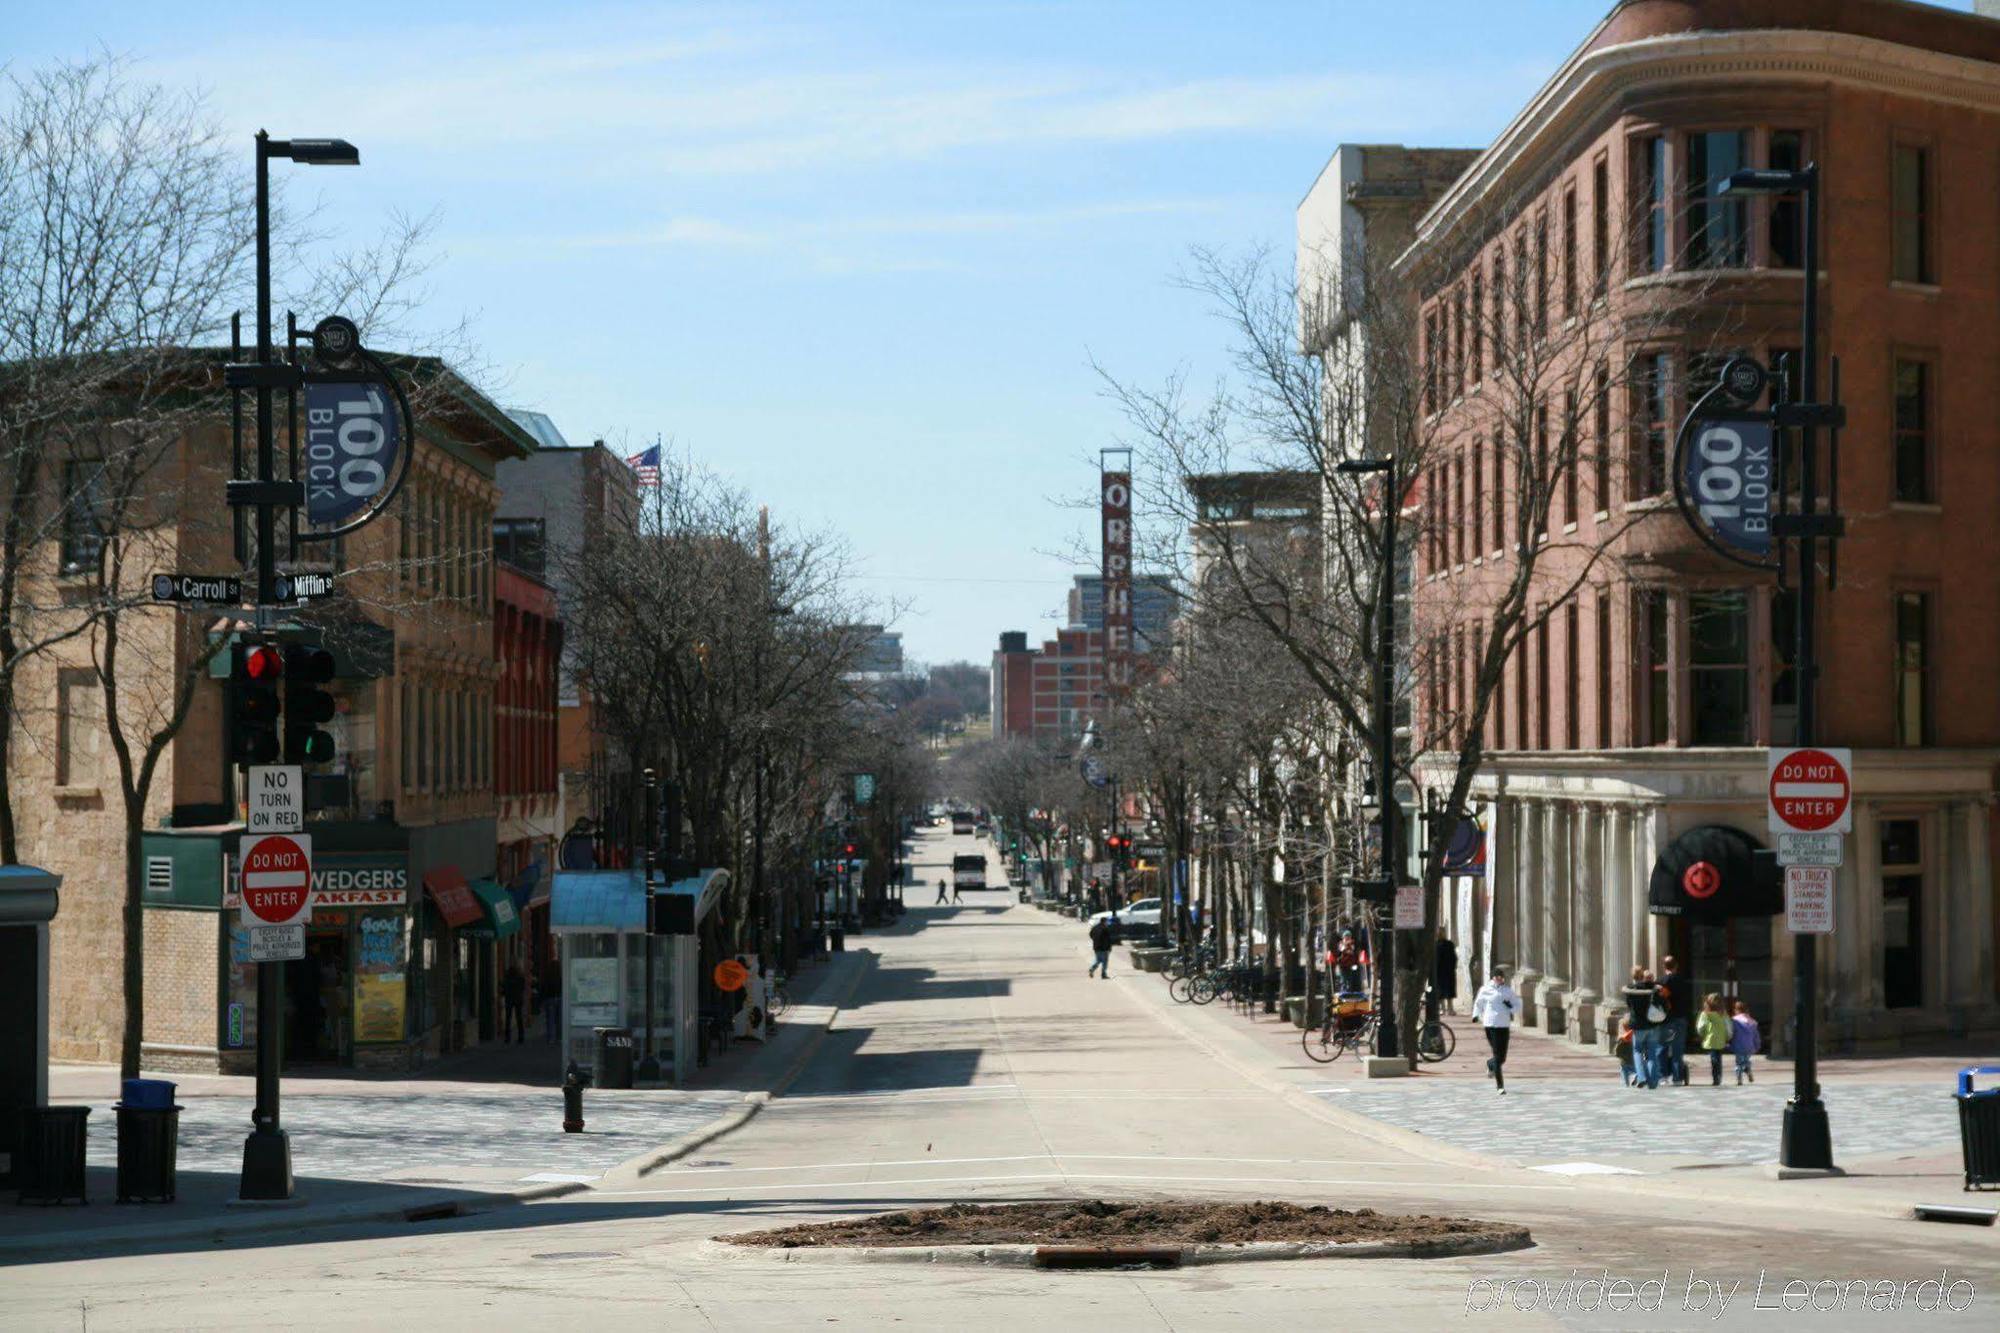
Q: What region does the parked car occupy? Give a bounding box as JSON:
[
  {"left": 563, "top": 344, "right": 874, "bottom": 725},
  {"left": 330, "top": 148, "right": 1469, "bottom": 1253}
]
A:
[{"left": 1089, "top": 897, "right": 1162, "bottom": 938}]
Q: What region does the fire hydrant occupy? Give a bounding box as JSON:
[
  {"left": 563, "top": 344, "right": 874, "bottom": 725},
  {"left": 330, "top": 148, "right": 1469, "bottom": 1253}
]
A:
[{"left": 562, "top": 1061, "right": 591, "bottom": 1133}]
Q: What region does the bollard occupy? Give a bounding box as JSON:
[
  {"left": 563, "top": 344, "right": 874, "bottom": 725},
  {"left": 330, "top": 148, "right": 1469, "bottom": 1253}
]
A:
[{"left": 562, "top": 1060, "right": 591, "bottom": 1133}]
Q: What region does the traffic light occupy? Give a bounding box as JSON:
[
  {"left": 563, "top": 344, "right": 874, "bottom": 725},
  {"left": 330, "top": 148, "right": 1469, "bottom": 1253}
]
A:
[
  {"left": 843, "top": 842, "right": 857, "bottom": 858},
  {"left": 229, "top": 643, "right": 283, "bottom": 765},
  {"left": 283, "top": 646, "right": 337, "bottom": 765}
]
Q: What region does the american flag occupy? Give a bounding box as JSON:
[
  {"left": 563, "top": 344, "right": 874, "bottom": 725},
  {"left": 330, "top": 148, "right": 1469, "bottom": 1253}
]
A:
[{"left": 625, "top": 443, "right": 661, "bottom": 487}]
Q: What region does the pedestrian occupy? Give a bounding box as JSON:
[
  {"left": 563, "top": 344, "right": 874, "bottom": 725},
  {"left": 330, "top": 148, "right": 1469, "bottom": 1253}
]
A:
[
  {"left": 1621, "top": 966, "right": 1665, "bottom": 1089},
  {"left": 1657, "top": 954, "right": 1692, "bottom": 1086},
  {"left": 1696, "top": 992, "right": 1733, "bottom": 1085},
  {"left": 952, "top": 877, "right": 964, "bottom": 904},
  {"left": 537, "top": 958, "right": 561, "bottom": 1044},
  {"left": 1614, "top": 1017, "right": 1637, "bottom": 1086},
  {"left": 1087, "top": 913, "right": 1116, "bottom": 978},
  {"left": 1471, "top": 966, "right": 1519, "bottom": 1094},
  {"left": 1331, "top": 930, "right": 1366, "bottom": 994},
  {"left": 936, "top": 878, "right": 949, "bottom": 904},
  {"left": 1729, "top": 1000, "right": 1761, "bottom": 1085},
  {"left": 500, "top": 961, "right": 528, "bottom": 1044},
  {"left": 1434, "top": 935, "right": 1460, "bottom": 1015}
]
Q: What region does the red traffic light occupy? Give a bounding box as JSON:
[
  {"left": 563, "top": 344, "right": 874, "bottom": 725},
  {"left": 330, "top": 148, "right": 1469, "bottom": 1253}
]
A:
[
  {"left": 843, "top": 843, "right": 856, "bottom": 856},
  {"left": 243, "top": 645, "right": 283, "bottom": 680}
]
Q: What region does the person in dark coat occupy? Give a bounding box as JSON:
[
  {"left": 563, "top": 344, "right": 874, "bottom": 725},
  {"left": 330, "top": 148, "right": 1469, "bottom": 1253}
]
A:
[
  {"left": 1087, "top": 914, "right": 1117, "bottom": 978},
  {"left": 500, "top": 962, "right": 528, "bottom": 1044},
  {"left": 1434, "top": 935, "right": 1460, "bottom": 1012}
]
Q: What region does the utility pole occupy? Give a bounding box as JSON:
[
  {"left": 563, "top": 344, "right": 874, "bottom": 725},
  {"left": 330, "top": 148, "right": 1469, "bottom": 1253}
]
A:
[{"left": 638, "top": 768, "right": 661, "bottom": 1083}]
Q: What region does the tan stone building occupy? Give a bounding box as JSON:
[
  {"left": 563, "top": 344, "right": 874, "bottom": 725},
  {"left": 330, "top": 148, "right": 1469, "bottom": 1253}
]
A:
[{"left": 1396, "top": 0, "right": 2000, "bottom": 1053}]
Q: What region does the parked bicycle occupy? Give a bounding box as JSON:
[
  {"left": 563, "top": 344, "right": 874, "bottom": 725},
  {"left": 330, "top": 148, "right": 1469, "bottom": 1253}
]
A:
[{"left": 1301, "top": 996, "right": 1454, "bottom": 1064}]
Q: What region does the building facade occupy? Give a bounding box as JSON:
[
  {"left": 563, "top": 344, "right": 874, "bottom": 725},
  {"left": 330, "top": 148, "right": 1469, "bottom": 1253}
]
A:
[
  {"left": 990, "top": 625, "right": 1106, "bottom": 743},
  {"left": 1398, "top": 0, "right": 2000, "bottom": 1053},
  {"left": 495, "top": 560, "right": 563, "bottom": 984}
]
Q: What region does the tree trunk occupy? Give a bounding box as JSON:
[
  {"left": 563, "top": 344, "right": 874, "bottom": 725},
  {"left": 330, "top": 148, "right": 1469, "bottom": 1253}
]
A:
[{"left": 0, "top": 708, "right": 17, "bottom": 864}]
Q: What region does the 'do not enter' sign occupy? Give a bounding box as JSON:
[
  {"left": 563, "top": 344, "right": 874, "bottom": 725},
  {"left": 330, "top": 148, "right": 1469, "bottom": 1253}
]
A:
[
  {"left": 240, "top": 833, "right": 314, "bottom": 926},
  {"left": 1767, "top": 748, "right": 1852, "bottom": 835}
]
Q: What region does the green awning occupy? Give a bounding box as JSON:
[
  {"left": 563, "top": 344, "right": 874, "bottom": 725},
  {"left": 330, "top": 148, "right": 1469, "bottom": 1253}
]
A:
[{"left": 466, "top": 878, "right": 520, "bottom": 939}]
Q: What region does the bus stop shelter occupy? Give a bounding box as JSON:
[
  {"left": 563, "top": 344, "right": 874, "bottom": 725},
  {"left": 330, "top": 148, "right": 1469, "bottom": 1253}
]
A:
[{"left": 550, "top": 867, "right": 729, "bottom": 1087}]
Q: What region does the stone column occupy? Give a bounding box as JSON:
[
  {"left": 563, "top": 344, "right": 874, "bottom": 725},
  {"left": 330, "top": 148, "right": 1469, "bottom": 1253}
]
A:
[
  {"left": 1599, "top": 805, "right": 1633, "bottom": 1037},
  {"left": 1489, "top": 798, "right": 1516, "bottom": 976},
  {"left": 1537, "top": 799, "right": 1570, "bottom": 1033},
  {"left": 1634, "top": 804, "right": 1664, "bottom": 971},
  {"left": 1955, "top": 799, "right": 1999, "bottom": 1033},
  {"left": 1569, "top": 804, "right": 1605, "bottom": 1043},
  {"left": 1514, "top": 798, "right": 1545, "bottom": 1023}
]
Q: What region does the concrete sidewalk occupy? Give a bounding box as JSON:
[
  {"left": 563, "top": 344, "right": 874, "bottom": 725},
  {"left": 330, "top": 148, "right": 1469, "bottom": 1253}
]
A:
[{"left": 4, "top": 946, "right": 872, "bottom": 1263}]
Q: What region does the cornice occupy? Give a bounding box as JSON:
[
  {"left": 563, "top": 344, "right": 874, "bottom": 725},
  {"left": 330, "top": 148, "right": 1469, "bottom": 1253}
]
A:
[{"left": 1398, "top": 28, "right": 2000, "bottom": 278}]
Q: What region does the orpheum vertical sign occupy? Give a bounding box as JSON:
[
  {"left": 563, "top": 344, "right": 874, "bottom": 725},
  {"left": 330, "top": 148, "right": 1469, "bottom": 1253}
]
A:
[{"left": 1101, "top": 455, "right": 1134, "bottom": 700}]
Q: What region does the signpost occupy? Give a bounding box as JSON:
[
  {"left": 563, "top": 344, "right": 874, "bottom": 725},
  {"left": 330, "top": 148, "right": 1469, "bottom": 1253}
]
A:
[
  {"left": 1784, "top": 866, "right": 1835, "bottom": 934},
  {"left": 246, "top": 765, "right": 304, "bottom": 833},
  {"left": 1768, "top": 747, "right": 1852, "bottom": 835}
]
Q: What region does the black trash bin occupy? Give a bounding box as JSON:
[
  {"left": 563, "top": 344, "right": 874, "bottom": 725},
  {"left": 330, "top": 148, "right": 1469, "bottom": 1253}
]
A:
[
  {"left": 115, "top": 1100, "right": 182, "bottom": 1204},
  {"left": 15, "top": 1106, "right": 90, "bottom": 1205},
  {"left": 830, "top": 926, "right": 846, "bottom": 952},
  {"left": 1956, "top": 1066, "right": 2000, "bottom": 1190},
  {"left": 595, "top": 1027, "right": 635, "bottom": 1090}
]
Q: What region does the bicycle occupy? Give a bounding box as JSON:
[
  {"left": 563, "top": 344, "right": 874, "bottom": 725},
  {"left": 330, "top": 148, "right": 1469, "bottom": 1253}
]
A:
[
  {"left": 1301, "top": 1002, "right": 1454, "bottom": 1064},
  {"left": 766, "top": 974, "right": 792, "bottom": 1020}
]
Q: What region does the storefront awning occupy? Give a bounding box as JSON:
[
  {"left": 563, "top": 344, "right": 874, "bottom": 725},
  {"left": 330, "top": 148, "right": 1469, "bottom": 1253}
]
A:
[
  {"left": 424, "top": 865, "right": 483, "bottom": 928},
  {"left": 1648, "top": 824, "right": 1781, "bottom": 923},
  {"left": 465, "top": 878, "right": 520, "bottom": 939},
  {"left": 551, "top": 867, "right": 730, "bottom": 934}
]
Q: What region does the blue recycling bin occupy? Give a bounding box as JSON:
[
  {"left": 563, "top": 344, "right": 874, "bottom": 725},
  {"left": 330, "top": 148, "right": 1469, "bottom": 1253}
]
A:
[
  {"left": 1957, "top": 1066, "right": 2000, "bottom": 1191},
  {"left": 121, "top": 1078, "right": 175, "bottom": 1110}
]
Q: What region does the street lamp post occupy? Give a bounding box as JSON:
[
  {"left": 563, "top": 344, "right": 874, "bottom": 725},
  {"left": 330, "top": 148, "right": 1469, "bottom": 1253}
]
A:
[
  {"left": 638, "top": 768, "right": 662, "bottom": 1083},
  {"left": 1338, "top": 455, "right": 1400, "bottom": 1061},
  {"left": 1720, "top": 162, "right": 1836, "bottom": 1170},
  {"left": 239, "top": 131, "right": 358, "bottom": 1204}
]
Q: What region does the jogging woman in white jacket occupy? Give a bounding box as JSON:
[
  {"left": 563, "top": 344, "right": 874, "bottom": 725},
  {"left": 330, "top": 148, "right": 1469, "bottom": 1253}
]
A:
[{"left": 1471, "top": 967, "right": 1520, "bottom": 1094}]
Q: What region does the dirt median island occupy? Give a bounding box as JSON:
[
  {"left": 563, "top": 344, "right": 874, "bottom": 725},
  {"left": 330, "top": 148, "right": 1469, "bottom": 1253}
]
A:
[{"left": 721, "top": 1199, "right": 1520, "bottom": 1250}]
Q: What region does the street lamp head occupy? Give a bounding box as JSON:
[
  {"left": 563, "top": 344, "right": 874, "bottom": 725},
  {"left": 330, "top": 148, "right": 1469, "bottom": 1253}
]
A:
[
  {"left": 1336, "top": 457, "right": 1393, "bottom": 477},
  {"left": 1719, "top": 167, "right": 1805, "bottom": 196},
  {"left": 283, "top": 138, "right": 361, "bottom": 166}
]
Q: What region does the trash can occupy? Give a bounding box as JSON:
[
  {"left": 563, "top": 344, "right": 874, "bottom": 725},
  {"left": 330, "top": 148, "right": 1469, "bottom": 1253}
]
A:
[
  {"left": 1956, "top": 1065, "right": 2000, "bottom": 1190},
  {"left": 595, "top": 1027, "right": 635, "bottom": 1090},
  {"left": 830, "top": 926, "right": 846, "bottom": 952},
  {"left": 15, "top": 1106, "right": 89, "bottom": 1205},
  {"left": 121, "top": 1078, "right": 176, "bottom": 1110},
  {"left": 115, "top": 1100, "right": 182, "bottom": 1204}
]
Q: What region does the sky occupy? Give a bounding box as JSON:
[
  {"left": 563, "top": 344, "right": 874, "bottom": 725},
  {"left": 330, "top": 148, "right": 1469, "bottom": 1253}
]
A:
[{"left": 6, "top": 1, "right": 1979, "bottom": 667}]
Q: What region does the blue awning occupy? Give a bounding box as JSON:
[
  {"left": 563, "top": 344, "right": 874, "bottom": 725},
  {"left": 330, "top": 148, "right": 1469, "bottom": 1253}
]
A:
[{"left": 550, "top": 867, "right": 731, "bottom": 934}]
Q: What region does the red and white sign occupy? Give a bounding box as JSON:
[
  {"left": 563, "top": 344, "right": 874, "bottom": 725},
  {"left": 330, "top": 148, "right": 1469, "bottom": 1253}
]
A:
[
  {"left": 1101, "top": 463, "right": 1134, "bottom": 697},
  {"left": 238, "top": 833, "right": 313, "bottom": 926},
  {"left": 1767, "top": 747, "right": 1852, "bottom": 834},
  {"left": 1784, "top": 865, "right": 1835, "bottom": 934}
]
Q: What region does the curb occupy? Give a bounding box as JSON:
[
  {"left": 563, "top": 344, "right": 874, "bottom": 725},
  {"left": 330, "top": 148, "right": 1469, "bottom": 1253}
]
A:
[
  {"left": 702, "top": 1226, "right": 1534, "bottom": 1268},
  {"left": 630, "top": 1095, "right": 769, "bottom": 1179}
]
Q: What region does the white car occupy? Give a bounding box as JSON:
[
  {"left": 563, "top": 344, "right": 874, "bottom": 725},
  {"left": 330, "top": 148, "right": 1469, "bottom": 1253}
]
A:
[{"left": 1090, "top": 898, "right": 1162, "bottom": 936}]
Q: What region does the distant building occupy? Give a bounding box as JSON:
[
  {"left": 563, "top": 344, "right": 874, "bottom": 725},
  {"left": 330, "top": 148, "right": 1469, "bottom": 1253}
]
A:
[
  {"left": 850, "top": 626, "right": 905, "bottom": 676},
  {"left": 1067, "top": 574, "right": 1176, "bottom": 655},
  {"left": 991, "top": 626, "right": 1106, "bottom": 743}
]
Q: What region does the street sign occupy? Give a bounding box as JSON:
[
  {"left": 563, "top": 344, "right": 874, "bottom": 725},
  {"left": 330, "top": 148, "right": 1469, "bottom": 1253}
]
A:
[
  {"left": 1680, "top": 415, "right": 1775, "bottom": 559},
  {"left": 1778, "top": 832, "right": 1844, "bottom": 867},
  {"left": 303, "top": 379, "right": 400, "bottom": 527},
  {"left": 853, "top": 772, "right": 876, "bottom": 805},
  {"left": 152, "top": 573, "right": 242, "bottom": 604},
  {"left": 1784, "top": 865, "right": 1835, "bottom": 934},
  {"left": 239, "top": 833, "right": 313, "bottom": 926},
  {"left": 246, "top": 765, "right": 304, "bottom": 832},
  {"left": 247, "top": 923, "right": 306, "bottom": 962},
  {"left": 1080, "top": 753, "right": 1109, "bottom": 789},
  {"left": 1394, "top": 883, "right": 1424, "bottom": 930},
  {"left": 272, "top": 571, "right": 336, "bottom": 601},
  {"left": 1768, "top": 747, "right": 1853, "bottom": 834}
]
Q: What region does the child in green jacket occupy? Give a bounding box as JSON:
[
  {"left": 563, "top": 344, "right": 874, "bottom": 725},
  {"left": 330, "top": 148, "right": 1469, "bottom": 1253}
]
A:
[{"left": 1697, "top": 993, "right": 1732, "bottom": 1086}]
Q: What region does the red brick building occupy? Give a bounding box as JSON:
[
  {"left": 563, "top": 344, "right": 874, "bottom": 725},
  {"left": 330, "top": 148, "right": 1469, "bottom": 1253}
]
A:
[
  {"left": 991, "top": 626, "right": 1106, "bottom": 743},
  {"left": 1399, "top": 0, "right": 2000, "bottom": 1052},
  {"left": 495, "top": 561, "right": 562, "bottom": 976}
]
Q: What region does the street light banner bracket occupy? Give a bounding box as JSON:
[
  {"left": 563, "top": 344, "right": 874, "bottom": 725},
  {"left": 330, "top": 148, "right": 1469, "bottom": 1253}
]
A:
[
  {"left": 293, "top": 334, "right": 416, "bottom": 542},
  {"left": 1672, "top": 365, "right": 1782, "bottom": 571}
]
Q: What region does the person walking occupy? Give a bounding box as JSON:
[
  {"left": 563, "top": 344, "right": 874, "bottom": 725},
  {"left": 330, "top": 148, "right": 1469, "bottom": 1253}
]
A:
[
  {"left": 1729, "top": 1000, "right": 1761, "bottom": 1085},
  {"left": 1697, "top": 992, "right": 1732, "bottom": 1086},
  {"left": 1087, "top": 913, "right": 1116, "bottom": 978},
  {"left": 951, "top": 876, "right": 964, "bottom": 904},
  {"left": 1614, "top": 1017, "right": 1637, "bottom": 1086},
  {"left": 1471, "top": 966, "right": 1519, "bottom": 1093},
  {"left": 500, "top": 961, "right": 528, "bottom": 1044},
  {"left": 1657, "top": 954, "right": 1692, "bottom": 1086},
  {"left": 936, "top": 878, "right": 949, "bottom": 904},
  {"left": 1621, "top": 966, "right": 1665, "bottom": 1089},
  {"left": 1434, "top": 935, "right": 1460, "bottom": 1015}
]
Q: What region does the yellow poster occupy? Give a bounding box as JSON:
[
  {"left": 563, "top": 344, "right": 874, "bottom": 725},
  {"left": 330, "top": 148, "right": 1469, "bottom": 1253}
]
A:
[{"left": 354, "top": 971, "right": 406, "bottom": 1043}]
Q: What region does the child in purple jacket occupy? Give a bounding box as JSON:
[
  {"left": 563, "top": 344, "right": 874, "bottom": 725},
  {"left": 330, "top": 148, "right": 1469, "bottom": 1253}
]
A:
[{"left": 1729, "top": 1000, "right": 1760, "bottom": 1085}]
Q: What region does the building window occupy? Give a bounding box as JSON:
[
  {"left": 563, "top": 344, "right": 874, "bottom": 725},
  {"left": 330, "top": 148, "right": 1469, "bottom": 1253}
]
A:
[
  {"left": 1470, "top": 440, "right": 1484, "bottom": 557},
  {"left": 1768, "top": 130, "right": 1807, "bottom": 267},
  {"left": 1470, "top": 270, "right": 1483, "bottom": 380},
  {"left": 1533, "top": 210, "right": 1548, "bottom": 335},
  {"left": 1893, "top": 357, "right": 1932, "bottom": 503},
  {"left": 1424, "top": 308, "right": 1438, "bottom": 414},
  {"left": 1633, "top": 352, "right": 1672, "bottom": 497},
  {"left": 1685, "top": 130, "right": 1751, "bottom": 267},
  {"left": 1534, "top": 617, "right": 1551, "bottom": 750},
  {"left": 1592, "top": 155, "right": 1610, "bottom": 294},
  {"left": 1453, "top": 289, "right": 1466, "bottom": 394},
  {"left": 1880, "top": 817, "right": 1924, "bottom": 1010},
  {"left": 1688, "top": 591, "right": 1750, "bottom": 745},
  {"left": 1564, "top": 602, "right": 1580, "bottom": 750},
  {"left": 1895, "top": 591, "right": 1931, "bottom": 746},
  {"left": 1595, "top": 591, "right": 1613, "bottom": 749},
  {"left": 1639, "top": 589, "right": 1669, "bottom": 745},
  {"left": 1533, "top": 400, "right": 1549, "bottom": 533},
  {"left": 417, "top": 686, "right": 430, "bottom": 790},
  {"left": 1593, "top": 362, "right": 1611, "bottom": 511},
  {"left": 1491, "top": 252, "right": 1506, "bottom": 367},
  {"left": 60, "top": 460, "right": 107, "bottom": 573},
  {"left": 1561, "top": 387, "right": 1579, "bottom": 526},
  {"left": 1634, "top": 135, "right": 1668, "bottom": 273},
  {"left": 1491, "top": 432, "right": 1506, "bottom": 552},
  {"left": 1513, "top": 636, "right": 1529, "bottom": 750},
  {"left": 1492, "top": 628, "right": 1507, "bottom": 749},
  {"left": 1514, "top": 230, "right": 1529, "bottom": 347},
  {"left": 1891, "top": 142, "right": 1932, "bottom": 284},
  {"left": 1561, "top": 184, "right": 1578, "bottom": 317}
]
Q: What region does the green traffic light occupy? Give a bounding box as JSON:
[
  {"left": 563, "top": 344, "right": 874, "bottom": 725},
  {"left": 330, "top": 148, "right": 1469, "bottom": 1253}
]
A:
[{"left": 299, "top": 730, "right": 336, "bottom": 764}]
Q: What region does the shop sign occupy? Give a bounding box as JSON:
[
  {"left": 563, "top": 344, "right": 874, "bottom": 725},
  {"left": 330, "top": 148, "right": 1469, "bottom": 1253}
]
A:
[{"left": 225, "top": 853, "right": 408, "bottom": 908}]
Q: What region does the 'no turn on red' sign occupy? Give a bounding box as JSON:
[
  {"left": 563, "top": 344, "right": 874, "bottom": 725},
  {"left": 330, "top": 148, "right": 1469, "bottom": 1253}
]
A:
[
  {"left": 1768, "top": 747, "right": 1852, "bottom": 835},
  {"left": 239, "top": 833, "right": 313, "bottom": 926}
]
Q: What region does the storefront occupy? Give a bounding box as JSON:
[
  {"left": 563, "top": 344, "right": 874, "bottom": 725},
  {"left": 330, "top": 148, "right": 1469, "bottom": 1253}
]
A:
[{"left": 551, "top": 868, "right": 728, "bottom": 1087}]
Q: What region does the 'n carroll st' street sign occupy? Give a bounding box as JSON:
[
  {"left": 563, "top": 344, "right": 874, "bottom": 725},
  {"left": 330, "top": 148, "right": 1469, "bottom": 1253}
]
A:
[{"left": 152, "top": 573, "right": 242, "bottom": 604}]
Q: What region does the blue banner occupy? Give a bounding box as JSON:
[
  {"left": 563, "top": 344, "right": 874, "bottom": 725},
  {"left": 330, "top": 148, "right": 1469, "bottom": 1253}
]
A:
[
  {"left": 1681, "top": 416, "right": 1774, "bottom": 559},
  {"left": 303, "top": 379, "right": 400, "bottom": 527}
]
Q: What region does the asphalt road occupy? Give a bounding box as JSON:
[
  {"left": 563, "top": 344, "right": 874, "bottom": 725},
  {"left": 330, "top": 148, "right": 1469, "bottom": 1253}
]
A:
[{"left": 11, "top": 826, "right": 1998, "bottom": 1330}]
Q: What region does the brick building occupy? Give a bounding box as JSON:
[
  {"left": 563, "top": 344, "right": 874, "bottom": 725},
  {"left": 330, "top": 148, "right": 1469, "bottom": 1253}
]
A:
[
  {"left": 1395, "top": 0, "right": 2000, "bottom": 1052},
  {"left": 494, "top": 560, "right": 562, "bottom": 981},
  {"left": 990, "top": 625, "right": 1106, "bottom": 743}
]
